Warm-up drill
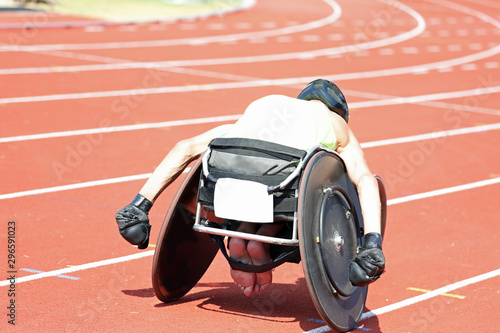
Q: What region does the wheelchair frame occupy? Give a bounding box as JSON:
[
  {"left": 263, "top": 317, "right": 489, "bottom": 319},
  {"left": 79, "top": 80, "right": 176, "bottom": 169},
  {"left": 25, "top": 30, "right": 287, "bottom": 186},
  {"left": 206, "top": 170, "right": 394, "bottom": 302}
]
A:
[
  {"left": 152, "top": 137, "right": 387, "bottom": 332},
  {"left": 193, "top": 142, "right": 338, "bottom": 246}
]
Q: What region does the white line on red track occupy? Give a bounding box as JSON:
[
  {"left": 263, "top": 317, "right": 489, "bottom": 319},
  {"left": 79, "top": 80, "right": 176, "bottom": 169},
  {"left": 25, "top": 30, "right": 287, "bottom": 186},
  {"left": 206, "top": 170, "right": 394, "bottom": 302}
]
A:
[
  {"left": 305, "top": 267, "right": 500, "bottom": 332},
  {"left": 0, "top": 0, "right": 338, "bottom": 52},
  {"left": 1, "top": 86, "right": 499, "bottom": 144},
  {"left": 0, "top": 178, "right": 499, "bottom": 332},
  {"left": 360, "top": 123, "right": 500, "bottom": 148},
  {"left": 3, "top": 0, "right": 499, "bottom": 78},
  {"left": 1, "top": 122, "right": 499, "bottom": 200},
  {"left": 3, "top": 46, "right": 500, "bottom": 104},
  {"left": 1, "top": 176, "right": 499, "bottom": 286},
  {"left": 424, "top": 0, "right": 500, "bottom": 30},
  {"left": 0, "top": 173, "right": 153, "bottom": 201},
  {"left": 0, "top": 115, "right": 242, "bottom": 143},
  {"left": 0, "top": 0, "right": 423, "bottom": 76},
  {"left": 350, "top": 85, "right": 500, "bottom": 109},
  {"left": 0, "top": 250, "right": 155, "bottom": 287}
]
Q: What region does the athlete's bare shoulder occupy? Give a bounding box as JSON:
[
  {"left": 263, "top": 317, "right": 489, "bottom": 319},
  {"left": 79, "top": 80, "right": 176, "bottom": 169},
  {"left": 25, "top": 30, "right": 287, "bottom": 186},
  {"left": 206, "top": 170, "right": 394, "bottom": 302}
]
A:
[{"left": 328, "top": 111, "right": 350, "bottom": 150}]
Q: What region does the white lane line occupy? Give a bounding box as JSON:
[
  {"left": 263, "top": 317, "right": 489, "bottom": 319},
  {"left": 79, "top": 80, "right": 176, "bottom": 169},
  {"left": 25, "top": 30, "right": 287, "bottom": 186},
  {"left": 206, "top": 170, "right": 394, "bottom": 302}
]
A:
[
  {"left": 0, "top": 250, "right": 155, "bottom": 287},
  {"left": 4, "top": 0, "right": 498, "bottom": 79},
  {"left": 0, "top": 0, "right": 495, "bottom": 82},
  {"left": 0, "top": 173, "right": 153, "bottom": 201},
  {"left": 388, "top": 177, "right": 500, "bottom": 206},
  {"left": 344, "top": 89, "right": 500, "bottom": 116},
  {"left": 3, "top": 46, "right": 500, "bottom": 105},
  {"left": 424, "top": 0, "right": 500, "bottom": 30},
  {"left": 1, "top": 84, "right": 499, "bottom": 145},
  {"left": 360, "top": 123, "right": 500, "bottom": 149},
  {"left": 0, "top": 0, "right": 423, "bottom": 75},
  {"left": 1, "top": 177, "right": 499, "bottom": 288},
  {"left": 1, "top": 122, "right": 499, "bottom": 200},
  {"left": 305, "top": 267, "right": 500, "bottom": 333},
  {"left": 1, "top": 35, "right": 499, "bottom": 105},
  {"left": 10, "top": 0, "right": 492, "bottom": 86},
  {"left": 350, "top": 85, "right": 500, "bottom": 109},
  {"left": 0, "top": 0, "right": 339, "bottom": 52},
  {"left": 461, "top": 0, "right": 500, "bottom": 10},
  {"left": 0, "top": 115, "right": 242, "bottom": 144}
]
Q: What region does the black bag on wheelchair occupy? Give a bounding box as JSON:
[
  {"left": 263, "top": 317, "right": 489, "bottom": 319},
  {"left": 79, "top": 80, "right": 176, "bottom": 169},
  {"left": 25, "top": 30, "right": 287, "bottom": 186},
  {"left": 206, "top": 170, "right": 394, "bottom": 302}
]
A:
[
  {"left": 196, "top": 137, "right": 310, "bottom": 271},
  {"left": 198, "top": 137, "right": 307, "bottom": 222}
]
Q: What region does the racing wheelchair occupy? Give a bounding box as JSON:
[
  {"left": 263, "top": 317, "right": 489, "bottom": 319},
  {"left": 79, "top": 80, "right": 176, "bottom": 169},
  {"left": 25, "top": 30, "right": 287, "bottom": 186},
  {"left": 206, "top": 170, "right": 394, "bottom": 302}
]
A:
[{"left": 151, "top": 137, "right": 387, "bottom": 332}]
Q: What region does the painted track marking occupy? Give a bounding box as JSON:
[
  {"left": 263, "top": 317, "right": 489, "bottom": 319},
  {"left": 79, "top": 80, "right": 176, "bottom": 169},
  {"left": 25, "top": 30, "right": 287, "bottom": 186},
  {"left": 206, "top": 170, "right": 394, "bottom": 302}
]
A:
[
  {"left": 0, "top": 251, "right": 154, "bottom": 287},
  {"left": 406, "top": 287, "right": 466, "bottom": 299},
  {"left": 0, "top": 0, "right": 424, "bottom": 75},
  {"left": 1, "top": 86, "right": 499, "bottom": 143},
  {"left": 19, "top": 268, "right": 80, "bottom": 281},
  {"left": 1, "top": 177, "right": 499, "bottom": 287},
  {"left": 0, "top": 0, "right": 339, "bottom": 52},
  {"left": 305, "top": 268, "right": 500, "bottom": 332},
  {"left": 1, "top": 122, "right": 499, "bottom": 200}
]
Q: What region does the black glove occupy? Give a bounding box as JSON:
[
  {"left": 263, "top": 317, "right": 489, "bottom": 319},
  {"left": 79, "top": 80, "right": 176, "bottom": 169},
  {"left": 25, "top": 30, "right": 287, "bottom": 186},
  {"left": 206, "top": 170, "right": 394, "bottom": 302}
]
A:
[
  {"left": 349, "top": 232, "right": 385, "bottom": 287},
  {"left": 115, "top": 194, "right": 153, "bottom": 250}
]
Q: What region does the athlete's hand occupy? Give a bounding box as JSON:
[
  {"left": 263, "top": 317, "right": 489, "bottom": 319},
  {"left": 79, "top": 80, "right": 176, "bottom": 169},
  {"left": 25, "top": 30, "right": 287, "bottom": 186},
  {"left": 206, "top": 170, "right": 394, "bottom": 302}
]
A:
[
  {"left": 349, "top": 232, "right": 385, "bottom": 287},
  {"left": 115, "top": 194, "right": 153, "bottom": 250}
]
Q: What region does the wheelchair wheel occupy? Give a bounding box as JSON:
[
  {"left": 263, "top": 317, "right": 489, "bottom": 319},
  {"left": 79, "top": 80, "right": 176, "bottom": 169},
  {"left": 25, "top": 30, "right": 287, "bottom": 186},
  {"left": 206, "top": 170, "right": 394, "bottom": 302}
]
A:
[
  {"left": 152, "top": 158, "right": 219, "bottom": 302},
  {"left": 298, "top": 151, "right": 367, "bottom": 332}
]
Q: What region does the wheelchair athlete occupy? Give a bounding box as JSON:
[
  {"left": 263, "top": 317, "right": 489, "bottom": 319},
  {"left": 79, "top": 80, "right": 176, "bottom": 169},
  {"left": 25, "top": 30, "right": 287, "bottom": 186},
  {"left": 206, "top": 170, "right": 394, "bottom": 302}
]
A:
[{"left": 115, "top": 79, "right": 386, "bottom": 297}]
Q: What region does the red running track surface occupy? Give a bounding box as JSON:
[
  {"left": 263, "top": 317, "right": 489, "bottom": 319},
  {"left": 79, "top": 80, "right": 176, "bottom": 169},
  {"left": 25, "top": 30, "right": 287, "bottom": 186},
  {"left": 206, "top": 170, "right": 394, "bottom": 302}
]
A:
[{"left": 0, "top": 0, "right": 499, "bottom": 332}]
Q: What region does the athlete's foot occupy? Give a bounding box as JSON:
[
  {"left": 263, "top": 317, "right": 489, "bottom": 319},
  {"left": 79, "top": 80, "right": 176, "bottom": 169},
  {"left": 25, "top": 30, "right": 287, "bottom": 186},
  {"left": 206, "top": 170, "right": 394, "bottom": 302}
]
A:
[
  {"left": 228, "top": 237, "right": 256, "bottom": 297},
  {"left": 247, "top": 240, "right": 273, "bottom": 294}
]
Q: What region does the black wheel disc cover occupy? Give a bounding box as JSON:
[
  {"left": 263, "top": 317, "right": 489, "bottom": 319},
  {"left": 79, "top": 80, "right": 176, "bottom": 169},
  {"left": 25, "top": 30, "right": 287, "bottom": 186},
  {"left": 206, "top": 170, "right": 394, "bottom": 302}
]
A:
[
  {"left": 152, "top": 158, "right": 219, "bottom": 302},
  {"left": 298, "top": 151, "right": 367, "bottom": 332}
]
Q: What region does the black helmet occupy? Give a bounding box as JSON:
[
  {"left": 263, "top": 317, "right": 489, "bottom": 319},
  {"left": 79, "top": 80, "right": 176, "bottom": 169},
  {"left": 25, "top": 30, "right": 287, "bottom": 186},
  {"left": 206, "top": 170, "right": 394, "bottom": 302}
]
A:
[{"left": 297, "top": 79, "right": 349, "bottom": 123}]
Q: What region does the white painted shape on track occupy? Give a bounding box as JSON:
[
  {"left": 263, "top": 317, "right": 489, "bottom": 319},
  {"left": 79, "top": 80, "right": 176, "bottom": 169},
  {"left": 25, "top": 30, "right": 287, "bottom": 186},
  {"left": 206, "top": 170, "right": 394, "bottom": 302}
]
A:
[
  {"left": 3, "top": 0, "right": 496, "bottom": 84},
  {"left": 0, "top": 115, "right": 242, "bottom": 143},
  {"left": 0, "top": 1, "right": 498, "bottom": 328},
  {"left": 1, "top": 122, "right": 499, "bottom": 200},
  {"left": 2, "top": 86, "right": 499, "bottom": 144},
  {"left": 349, "top": 85, "right": 500, "bottom": 109},
  {"left": 4, "top": 46, "right": 500, "bottom": 104},
  {"left": 360, "top": 123, "right": 500, "bottom": 149},
  {"left": 387, "top": 177, "right": 500, "bottom": 206},
  {"left": 0, "top": 178, "right": 498, "bottom": 294},
  {"left": 0, "top": 0, "right": 424, "bottom": 75},
  {"left": 0, "top": 250, "right": 155, "bottom": 287},
  {"left": 1, "top": 39, "right": 500, "bottom": 105},
  {"left": 0, "top": 0, "right": 339, "bottom": 52},
  {"left": 305, "top": 267, "right": 500, "bottom": 333},
  {"left": 0, "top": 173, "right": 153, "bottom": 200},
  {"left": 424, "top": 0, "right": 500, "bottom": 30}
]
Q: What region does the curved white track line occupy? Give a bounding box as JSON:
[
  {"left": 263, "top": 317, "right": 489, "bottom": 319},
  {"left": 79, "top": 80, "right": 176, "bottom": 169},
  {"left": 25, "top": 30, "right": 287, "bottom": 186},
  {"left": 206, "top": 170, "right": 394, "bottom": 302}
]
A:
[
  {"left": 424, "top": 0, "right": 500, "bottom": 29},
  {"left": 1, "top": 53, "right": 499, "bottom": 105},
  {"left": 0, "top": 0, "right": 256, "bottom": 29},
  {"left": 0, "top": 0, "right": 496, "bottom": 98},
  {"left": 0, "top": 178, "right": 499, "bottom": 286},
  {"left": 306, "top": 267, "right": 500, "bottom": 333},
  {"left": 0, "top": 0, "right": 341, "bottom": 52},
  {"left": 0, "top": 115, "right": 242, "bottom": 143},
  {"left": 1, "top": 86, "right": 499, "bottom": 144},
  {"left": 0, "top": 0, "right": 424, "bottom": 75},
  {"left": 1, "top": 121, "right": 499, "bottom": 200},
  {"left": 0, "top": 250, "right": 156, "bottom": 287},
  {"left": 2, "top": 0, "right": 499, "bottom": 105}
]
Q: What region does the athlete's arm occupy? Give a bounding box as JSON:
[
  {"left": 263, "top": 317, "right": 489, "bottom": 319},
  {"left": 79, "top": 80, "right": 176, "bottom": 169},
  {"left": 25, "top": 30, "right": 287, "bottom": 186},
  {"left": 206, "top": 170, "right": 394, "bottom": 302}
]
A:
[
  {"left": 115, "top": 124, "right": 233, "bottom": 249},
  {"left": 139, "top": 124, "right": 233, "bottom": 202},
  {"left": 334, "top": 119, "right": 381, "bottom": 235},
  {"left": 335, "top": 118, "right": 385, "bottom": 286}
]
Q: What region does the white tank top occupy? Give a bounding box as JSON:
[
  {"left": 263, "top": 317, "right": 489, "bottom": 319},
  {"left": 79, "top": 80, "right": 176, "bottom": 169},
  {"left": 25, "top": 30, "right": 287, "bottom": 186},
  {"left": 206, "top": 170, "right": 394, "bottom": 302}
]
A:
[{"left": 226, "top": 95, "right": 337, "bottom": 151}]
